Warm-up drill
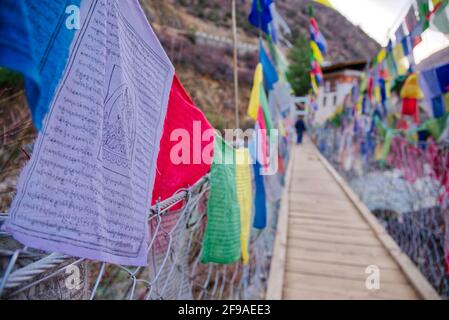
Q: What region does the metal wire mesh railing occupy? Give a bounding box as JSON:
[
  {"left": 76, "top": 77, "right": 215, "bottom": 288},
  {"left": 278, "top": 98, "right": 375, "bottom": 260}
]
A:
[
  {"left": 312, "top": 126, "right": 449, "bottom": 299},
  {"left": 0, "top": 87, "right": 284, "bottom": 300},
  {"left": 0, "top": 151, "right": 283, "bottom": 301}
]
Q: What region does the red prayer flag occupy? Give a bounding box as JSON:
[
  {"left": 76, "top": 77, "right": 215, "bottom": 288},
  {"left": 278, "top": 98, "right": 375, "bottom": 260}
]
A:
[
  {"left": 152, "top": 75, "right": 214, "bottom": 206},
  {"left": 257, "top": 107, "right": 269, "bottom": 169},
  {"left": 402, "top": 98, "right": 420, "bottom": 124}
]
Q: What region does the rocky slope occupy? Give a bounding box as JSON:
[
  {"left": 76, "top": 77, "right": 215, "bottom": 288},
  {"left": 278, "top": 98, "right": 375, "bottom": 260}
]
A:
[{"left": 141, "top": 0, "right": 380, "bottom": 128}]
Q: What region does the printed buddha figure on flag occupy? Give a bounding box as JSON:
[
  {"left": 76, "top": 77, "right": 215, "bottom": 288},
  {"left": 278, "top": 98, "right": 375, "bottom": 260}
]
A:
[{"left": 100, "top": 65, "right": 137, "bottom": 176}]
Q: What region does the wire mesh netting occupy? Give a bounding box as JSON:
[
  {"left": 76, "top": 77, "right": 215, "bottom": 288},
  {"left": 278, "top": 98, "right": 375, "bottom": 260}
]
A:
[
  {"left": 0, "top": 88, "right": 285, "bottom": 300},
  {"left": 313, "top": 126, "right": 449, "bottom": 299}
]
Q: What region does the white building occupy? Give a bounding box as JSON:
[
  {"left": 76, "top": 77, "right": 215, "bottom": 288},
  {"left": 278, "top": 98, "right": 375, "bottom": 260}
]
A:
[{"left": 314, "top": 61, "right": 367, "bottom": 124}]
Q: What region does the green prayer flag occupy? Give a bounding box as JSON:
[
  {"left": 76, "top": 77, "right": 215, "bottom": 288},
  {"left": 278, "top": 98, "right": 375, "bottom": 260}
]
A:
[
  {"left": 431, "top": 2, "right": 449, "bottom": 35},
  {"left": 201, "top": 135, "right": 241, "bottom": 264},
  {"left": 259, "top": 83, "right": 274, "bottom": 132},
  {"left": 380, "top": 129, "right": 394, "bottom": 164},
  {"left": 417, "top": 0, "right": 430, "bottom": 31},
  {"left": 422, "top": 113, "right": 449, "bottom": 140}
]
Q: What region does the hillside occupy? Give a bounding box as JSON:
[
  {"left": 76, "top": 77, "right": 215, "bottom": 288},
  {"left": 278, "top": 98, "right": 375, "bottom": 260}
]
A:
[{"left": 141, "top": 0, "right": 380, "bottom": 128}]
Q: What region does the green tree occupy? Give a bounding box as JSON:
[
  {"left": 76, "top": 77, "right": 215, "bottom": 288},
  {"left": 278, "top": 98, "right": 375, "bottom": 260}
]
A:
[{"left": 286, "top": 35, "right": 311, "bottom": 96}]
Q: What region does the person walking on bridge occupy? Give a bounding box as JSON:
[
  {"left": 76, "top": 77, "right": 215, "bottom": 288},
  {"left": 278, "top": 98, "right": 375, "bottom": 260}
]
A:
[{"left": 295, "top": 116, "right": 307, "bottom": 145}]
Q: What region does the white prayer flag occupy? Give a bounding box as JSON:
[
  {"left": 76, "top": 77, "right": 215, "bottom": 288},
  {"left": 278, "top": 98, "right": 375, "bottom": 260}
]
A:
[{"left": 3, "top": 0, "right": 174, "bottom": 266}]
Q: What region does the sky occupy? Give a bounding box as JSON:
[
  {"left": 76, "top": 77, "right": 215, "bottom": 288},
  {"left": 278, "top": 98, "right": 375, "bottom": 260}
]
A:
[{"left": 327, "top": 0, "right": 449, "bottom": 63}]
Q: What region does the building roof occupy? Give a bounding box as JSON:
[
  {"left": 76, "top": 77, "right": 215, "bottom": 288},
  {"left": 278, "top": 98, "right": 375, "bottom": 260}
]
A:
[
  {"left": 322, "top": 60, "right": 367, "bottom": 74},
  {"left": 416, "top": 46, "right": 449, "bottom": 72}
]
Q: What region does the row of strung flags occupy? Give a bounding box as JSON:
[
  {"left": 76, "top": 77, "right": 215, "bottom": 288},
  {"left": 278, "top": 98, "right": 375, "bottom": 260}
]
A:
[
  {"left": 319, "top": 0, "right": 449, "bottom": 274},
  {"left": 309, "top": 12, "right": 326, "bottom": 95},
  {"left": 317, "top": 0, "right": 449, "bottom": 137},
  {"left": 0, "top": 0, "right": 295, "bottom": 266}
]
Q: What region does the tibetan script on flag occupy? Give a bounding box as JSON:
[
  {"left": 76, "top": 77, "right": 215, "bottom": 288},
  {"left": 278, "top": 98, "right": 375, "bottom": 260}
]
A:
[{"left": 3, "top": 0, "right": 174, "bottom": 266}]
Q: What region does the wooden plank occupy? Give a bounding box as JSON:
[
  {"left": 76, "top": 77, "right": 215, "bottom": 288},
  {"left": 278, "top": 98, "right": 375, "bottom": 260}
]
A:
[
  {"left": 288, "top": 223, "right": 376, "bottom": 237},
  {"left": 290, "top": 204, "right": 360, "bottom": 216},
  {"left": 283, "top": 286, "right": 413, "bottom": 300},
  {"left": 288, "top": 230, "right": 382, "bottom": 246},
  {"left": 286, "top": 238, "right": 390, "bottom": 256},
  {"left": 265, "top": 144, "right": 295, "bottom": 300},
  {"left": 285, "top": 259, "right": 409, "bottom": 284},
  {"left": 286, "top": 248, "right": 399, "bottom": 269},
  {"left": 289, "top": 212, "right": 366, "bottom": 224},
  {"left": 289, "top": 217, "right": 370, "bottom": 230},
  {"left": 284, "top": 272, "right": 418, "bottom": 300},
  {"left": 291, "top": 196, "right": 356, "bottom": 208},
  {"left": 315, "top": 147, "right": 440, "bottom": 300},
  {"left": 289, "top": 207, "right": 361, "bottom": 218},
  {"left": 290, "top": 200, "right": 356, "bottom": 212}
]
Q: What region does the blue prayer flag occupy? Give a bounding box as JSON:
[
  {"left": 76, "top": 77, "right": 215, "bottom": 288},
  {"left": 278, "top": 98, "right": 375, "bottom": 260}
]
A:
[
  {"left": 248, "top": 0, "right": 273, "bottom": 35},
  {"left": 436, "top": 63, "right": 449, "bottom": 94},
  {"left": 432, "top": 96, "right": 445, "bottom": 118},
  {"left": 253, "top": 161, "right": 267, "bottom": 230},
  {"left": 259, "top": 40, "right": 278, "bottom": 91},
  {"left": 0, "top": 0, "right": 80, "bottom": 130}
]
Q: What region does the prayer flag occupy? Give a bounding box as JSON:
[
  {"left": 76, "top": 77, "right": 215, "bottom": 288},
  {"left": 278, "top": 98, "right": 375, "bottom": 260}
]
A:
[
  {"left": 393, "top": 43, "right": 408, "bottom": 76},
  {"left": 152, "top": 75, "right": 214, "bottom": 206},
  {"left": 436, "top": 63, "right": 449, "bottom": 93},
  {"left": 405, "top": 6, "right": 419, "bottom": 33},
  {"left": 421, "top": 68, "right": 443, "bottom": 98},
  {"left": 310, "top": 41, "right": 324, "bottom": 65},
  {"left": 432, "top": 95, "right": 445, "bottom": 118},
  {"left": 248, "top": 0, "right": 273, "bottom": 35},
  {"left": 0, "top": 0, "right": 81, "bottom": 130},
  {"left": 253, "top": 160, "right": 268, "bottom": 230},
  {"left": 417, "top": 0, "right": 431, "bottom": 30},
  {"left": 202, "top": 135, "right": 241, "bottom": 264},
  {"left": 247, "top": 64, "right": 263, "bottom": 121},
  {"left": 401, "top": 73, "right": 424, "bottom": 99},
  {"left": 259, "top": 40, "right": 279, "bottom": 91},
  {"left": 410, "top": 22, "right": 424, "bottom": 48},
  {"left": 309, "top": 17, "right": 327, "bottom": 55},
  {"left": 430, "top": 1, "right": 449, "bottom": 34},
  {"left": 395, "top": 23, "right": 406, "bottom": 43},
  {"left": 3, "top": 0, "right": 175, "bottom": 266},
  {"left": 313, "top": 0, "right": 335, "bottom": 9},
  {"left": 235, "top": 149, "right": 253, "bottom": 265}
]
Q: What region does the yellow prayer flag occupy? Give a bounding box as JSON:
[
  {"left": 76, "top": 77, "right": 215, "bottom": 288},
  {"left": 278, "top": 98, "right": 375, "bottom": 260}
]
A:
[
  {"left": 375, "top": 86, "right": 381, "bottom": 103},
  {"left": 377, "top": 49, "right": 387, "bottom": 64},
  {"left": 279, "top": 120, "right": 287, "bottom": 137},
  {"left": 357, "top": 95, "right": 363, "bottom": 115},
  {"left": 313, "top": 0, "right": 334, "bottom": 8},
  {"left": 311, "top": 73, "right": 319, "bottom": 94},
  {"left": 375, "top": 143, "right": 384, "bottom": 161},
  {"left": 310, "top": 41, "right": 323, "bottom": 65},
  {"left": 393, "top": 44, "right": 408, "bottom": 76},
  {"left": 247, "top": 64, "right": 263, "bottom": 121},
  {"left": 400, "top": 73, "right": 424, "bottom": 99},
  {"left": 235, "top": 149, "right": 253, "bottom": 265},
  {"left": 386, "top": 80, "right": 391, "bottom": 98}
]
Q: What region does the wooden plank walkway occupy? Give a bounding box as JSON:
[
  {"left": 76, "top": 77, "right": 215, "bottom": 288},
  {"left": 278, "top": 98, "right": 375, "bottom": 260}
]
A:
[{"left": 267, "top": 138, "right": 440, "bottom": 300}]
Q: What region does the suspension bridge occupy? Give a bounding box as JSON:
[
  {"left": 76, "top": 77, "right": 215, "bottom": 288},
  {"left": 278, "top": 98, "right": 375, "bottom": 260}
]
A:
[{"left": 267, "top": 138, "right": 441, "bottom": 300}]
